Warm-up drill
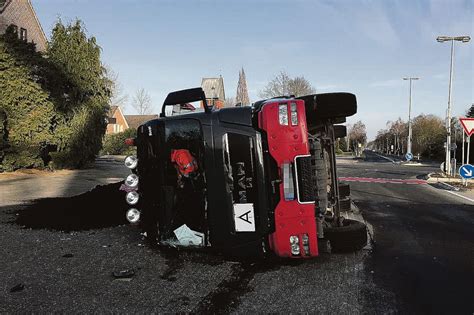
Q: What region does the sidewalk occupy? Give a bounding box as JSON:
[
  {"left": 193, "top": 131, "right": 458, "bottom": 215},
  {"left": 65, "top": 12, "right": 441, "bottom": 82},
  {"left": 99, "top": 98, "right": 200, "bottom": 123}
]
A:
[
  {"left": 426, "top": 174, "right": 474, "bottom": 202},
  {"left": 0, "top": 157, "right": 129, "bottom": 207}
]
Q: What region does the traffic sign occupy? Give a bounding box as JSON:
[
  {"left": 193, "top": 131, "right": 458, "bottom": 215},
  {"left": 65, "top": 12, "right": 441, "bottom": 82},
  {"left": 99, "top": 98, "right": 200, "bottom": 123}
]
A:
[
  {"left": 459, "top": 164, "right": 474, "bottom": 179},
  {"left": 405, "top": 152, "right": 413, "bottom": 161},
  {"left": 459, "top": 117, "right": 474, "bottom": 136}
]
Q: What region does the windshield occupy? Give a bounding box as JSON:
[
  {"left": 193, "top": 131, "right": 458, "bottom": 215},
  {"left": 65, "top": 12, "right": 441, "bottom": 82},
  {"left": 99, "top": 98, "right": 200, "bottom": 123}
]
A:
[{"left": 164, "top": 100, "right": 206, "bottom": 117}]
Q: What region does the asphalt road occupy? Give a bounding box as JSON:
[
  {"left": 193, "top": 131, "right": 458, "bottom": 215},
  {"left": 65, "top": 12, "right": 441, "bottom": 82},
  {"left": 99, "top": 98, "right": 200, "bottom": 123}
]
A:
[
  {"left": 339, "top": 151, "right": 474, "bottom": 314},
  {"left": 1, "top": 153, "right": 473, "bottom": 313}
]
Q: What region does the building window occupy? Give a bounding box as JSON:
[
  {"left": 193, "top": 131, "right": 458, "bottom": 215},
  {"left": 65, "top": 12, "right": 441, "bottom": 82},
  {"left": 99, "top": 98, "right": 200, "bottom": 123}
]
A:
[
  {"left": 20, "top": 28, "right": 27, "bottom": 41},
  {"left": 113, "top": 124, "right": 122, "bottom": 133}
]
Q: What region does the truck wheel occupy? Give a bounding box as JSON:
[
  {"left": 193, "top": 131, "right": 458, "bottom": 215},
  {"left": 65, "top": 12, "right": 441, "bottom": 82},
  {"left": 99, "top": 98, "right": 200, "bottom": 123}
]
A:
[
  {"left": 324, "top": 219, "right": 367, "bottom": 252},
  {"left": 311, "top": 139, "right": 328, "bottom": 214},
  {"left": 334, "top": 125, "right": 347, "bottom": 138},
  {"left": 299, "top": 93, "right": 357, "bottom": 120}
]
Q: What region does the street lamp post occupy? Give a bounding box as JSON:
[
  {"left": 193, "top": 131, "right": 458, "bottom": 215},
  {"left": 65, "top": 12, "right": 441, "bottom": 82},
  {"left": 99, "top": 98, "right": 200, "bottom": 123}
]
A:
[
  {"left": 436, "top": 35, "right": 471, "bottom": 176},
  {"left": 403, "top": 77, "right": 419, "bottom": 156}
]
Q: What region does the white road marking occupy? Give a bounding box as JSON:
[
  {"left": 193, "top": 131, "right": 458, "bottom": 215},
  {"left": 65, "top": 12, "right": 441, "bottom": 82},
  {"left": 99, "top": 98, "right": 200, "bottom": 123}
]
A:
[{"left": 445, "top": 190, "right": 474, "bottom": 204}]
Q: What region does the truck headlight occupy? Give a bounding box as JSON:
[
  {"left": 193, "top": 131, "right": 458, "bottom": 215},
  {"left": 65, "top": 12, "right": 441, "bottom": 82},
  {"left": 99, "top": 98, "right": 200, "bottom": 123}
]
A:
[
  {"left": 126, "top": 208, "right": 141, "bottom": 224},
  {"left": 290, "top": 102, "right": 298, "bottom": 125},
  {"left": 125, "top": 174, "right": 139, "bottom": 188},
  {"left": 279, "top": 104, "right": 289, "bottom": 125},
  {"left": 124, "top": 155, "right": 138, "bottom": 169},
  {"left": 290, "top": 235, "right": 299, "bottom": 244},
  {"left": 290, "top": 235, "right": 300, "bottom": 255},
  {"left": 291, "top": 243, "right": 300, "bottom": 255},
  {"left": 126, "top": 191, "right": 139, "bottom": 205}
]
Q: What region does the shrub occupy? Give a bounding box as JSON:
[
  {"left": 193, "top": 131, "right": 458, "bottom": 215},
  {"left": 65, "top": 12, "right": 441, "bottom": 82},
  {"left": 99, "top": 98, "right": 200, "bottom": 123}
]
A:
[
  {"left": 101, "top": 128, "right": 137, "bottom": 156},
  {"left": 0, "top": 20, "right": 111, "bottom": 171},
  {"left": 0, "top": 36, "right": 57, "bottom": 171}
]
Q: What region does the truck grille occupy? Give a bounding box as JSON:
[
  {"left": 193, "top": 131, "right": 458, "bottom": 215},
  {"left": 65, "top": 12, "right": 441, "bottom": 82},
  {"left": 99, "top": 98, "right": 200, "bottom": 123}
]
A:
[{"left": 295, "top": 155, "right": 315, "bottom": 203}]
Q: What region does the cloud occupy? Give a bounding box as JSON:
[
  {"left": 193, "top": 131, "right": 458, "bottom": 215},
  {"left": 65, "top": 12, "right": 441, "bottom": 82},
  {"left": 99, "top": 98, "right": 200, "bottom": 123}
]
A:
[{"left": 343, "top": 1, "right": 401, "bottom": 48}]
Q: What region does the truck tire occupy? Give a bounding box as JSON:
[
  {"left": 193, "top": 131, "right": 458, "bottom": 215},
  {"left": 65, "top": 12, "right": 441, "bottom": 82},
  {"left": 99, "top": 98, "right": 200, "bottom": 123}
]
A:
[
  {"left": 324, "top": 219, "right": 367, "bottom": 252},
  {"left": 334, "top": 125, "right": 347, "bottom": 138},
  {"left": 311, "top": 139, "right": 328, "bottom": 214},
  {"left": 299, "top": 93, "right": 357, "bottom": 120}
]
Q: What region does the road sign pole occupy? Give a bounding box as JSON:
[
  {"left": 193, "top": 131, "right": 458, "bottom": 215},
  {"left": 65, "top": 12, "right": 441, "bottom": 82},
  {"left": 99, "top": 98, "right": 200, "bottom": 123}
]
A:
[
  {"left": 467, "top": 135, "right": 471, "bottom": 165},
  {"left": 407, "top": 79, "right": 413, "bottom": 155},
  {"left": 462, "top": 131, "right": 465, "bottom": 164}
]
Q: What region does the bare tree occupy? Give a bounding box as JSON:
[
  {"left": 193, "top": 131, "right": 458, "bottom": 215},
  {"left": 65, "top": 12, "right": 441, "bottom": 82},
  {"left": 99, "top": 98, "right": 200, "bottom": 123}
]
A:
[
  {"left": 259, "top": 71, "right": 315, "bottom": 98},
  {"left": 288, "top": 76, "right": 315, "bottom": 97},
  {"left": 348, "top": 120, "right": 367, "bottom": 156},
  {"left": 259, "top": 71, "right": 291, "bottom": 98},
  {"left": 387, "top": 118, "right": 407, "bottom": 154},
  {"left": 105, "top": 65, "right": 129, "bottom": 111},
  {"left": 236, "top": 67, "right": 250, "bottom": 106},
  {"left": 132, "top": 88, "right": 152, "bottom": 115}
]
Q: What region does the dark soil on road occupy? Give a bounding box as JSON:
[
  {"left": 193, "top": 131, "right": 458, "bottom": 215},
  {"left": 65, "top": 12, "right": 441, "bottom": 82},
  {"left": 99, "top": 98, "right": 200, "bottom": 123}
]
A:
[{"left": 14, "top": 182, "right": 128, "bottom": 231}]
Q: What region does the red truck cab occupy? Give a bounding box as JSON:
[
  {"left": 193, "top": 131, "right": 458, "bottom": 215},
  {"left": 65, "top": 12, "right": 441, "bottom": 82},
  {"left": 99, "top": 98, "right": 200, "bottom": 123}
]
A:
[{"left": 258, "top": 99, "right": 318, "bottom": 257}]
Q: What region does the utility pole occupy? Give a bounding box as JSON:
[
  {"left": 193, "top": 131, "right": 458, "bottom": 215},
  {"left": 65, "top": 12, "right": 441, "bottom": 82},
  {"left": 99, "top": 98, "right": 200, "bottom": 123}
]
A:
[
  {"left": 403, "top": 77, "right": 419, "bottom": 156},
  {"left": 436, "top": 35, "right": 471, "bottom": 176}
]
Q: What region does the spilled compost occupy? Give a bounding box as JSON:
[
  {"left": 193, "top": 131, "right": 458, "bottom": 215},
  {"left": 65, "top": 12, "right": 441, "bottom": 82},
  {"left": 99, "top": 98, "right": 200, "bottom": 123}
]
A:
[{"left": 15, "top": 182, "right": 128, "bottom": 231}]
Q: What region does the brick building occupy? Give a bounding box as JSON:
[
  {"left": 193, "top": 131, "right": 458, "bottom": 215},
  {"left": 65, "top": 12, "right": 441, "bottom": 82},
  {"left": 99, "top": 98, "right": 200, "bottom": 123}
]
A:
[
  {"left": 124, "top": 115, "right": 159, "bottom": 130},
  {"left": 106, "top": 106, "right": 129, "bottom": 135},
  {"left": 201, "top": 77, "right": 226, "bottom": 109},
  {"left": 0, "top": 0, "right": 47, "bottom": 52},
  {"left": 106, "top": 106, "right": 159, "bottom": 135}
]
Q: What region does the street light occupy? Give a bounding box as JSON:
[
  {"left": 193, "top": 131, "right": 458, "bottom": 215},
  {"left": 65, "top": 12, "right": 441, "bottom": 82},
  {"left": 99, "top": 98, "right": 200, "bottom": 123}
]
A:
[
  {"left": 403, "top": 77, "right": 419, "bottom": 156},
  {"left": 436, "top": 35, "right": 471, "bottom": 176}
]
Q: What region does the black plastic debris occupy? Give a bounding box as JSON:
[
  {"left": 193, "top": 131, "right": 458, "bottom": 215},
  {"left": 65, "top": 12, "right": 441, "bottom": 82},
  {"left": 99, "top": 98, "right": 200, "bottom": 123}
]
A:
[
  {"left": 112, "top": 269, "right": 135, "bottom": 279},
  {"left": 10, "top": 283, "right": 24, "bottom": 293},
  {"left": 62, "top": 253, "right": 74, "bottom": 258}
]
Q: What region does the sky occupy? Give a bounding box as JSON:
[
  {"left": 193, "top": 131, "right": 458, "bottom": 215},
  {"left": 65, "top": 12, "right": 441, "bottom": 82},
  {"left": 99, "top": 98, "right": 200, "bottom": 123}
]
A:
[{"left": 32, "top": 0, "right": 473, "bottom": 140}]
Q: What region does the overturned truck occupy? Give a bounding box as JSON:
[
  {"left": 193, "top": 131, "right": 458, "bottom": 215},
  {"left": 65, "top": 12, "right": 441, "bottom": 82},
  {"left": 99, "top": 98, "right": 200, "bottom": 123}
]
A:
[{"left": 120, "top": 87, "right": 367, "bottom": 258}]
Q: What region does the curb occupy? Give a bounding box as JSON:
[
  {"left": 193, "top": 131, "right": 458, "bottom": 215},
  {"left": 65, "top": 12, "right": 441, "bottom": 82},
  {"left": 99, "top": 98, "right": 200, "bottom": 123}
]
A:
[
  {"left": 426, "top": 172, "right": 474, "bottom": 185},
  {"left": 437, "top": 181, "right": 460, "bottom": 191},
  {"left": 401, "top": 162, "right": 424, "bottom": 166}
]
